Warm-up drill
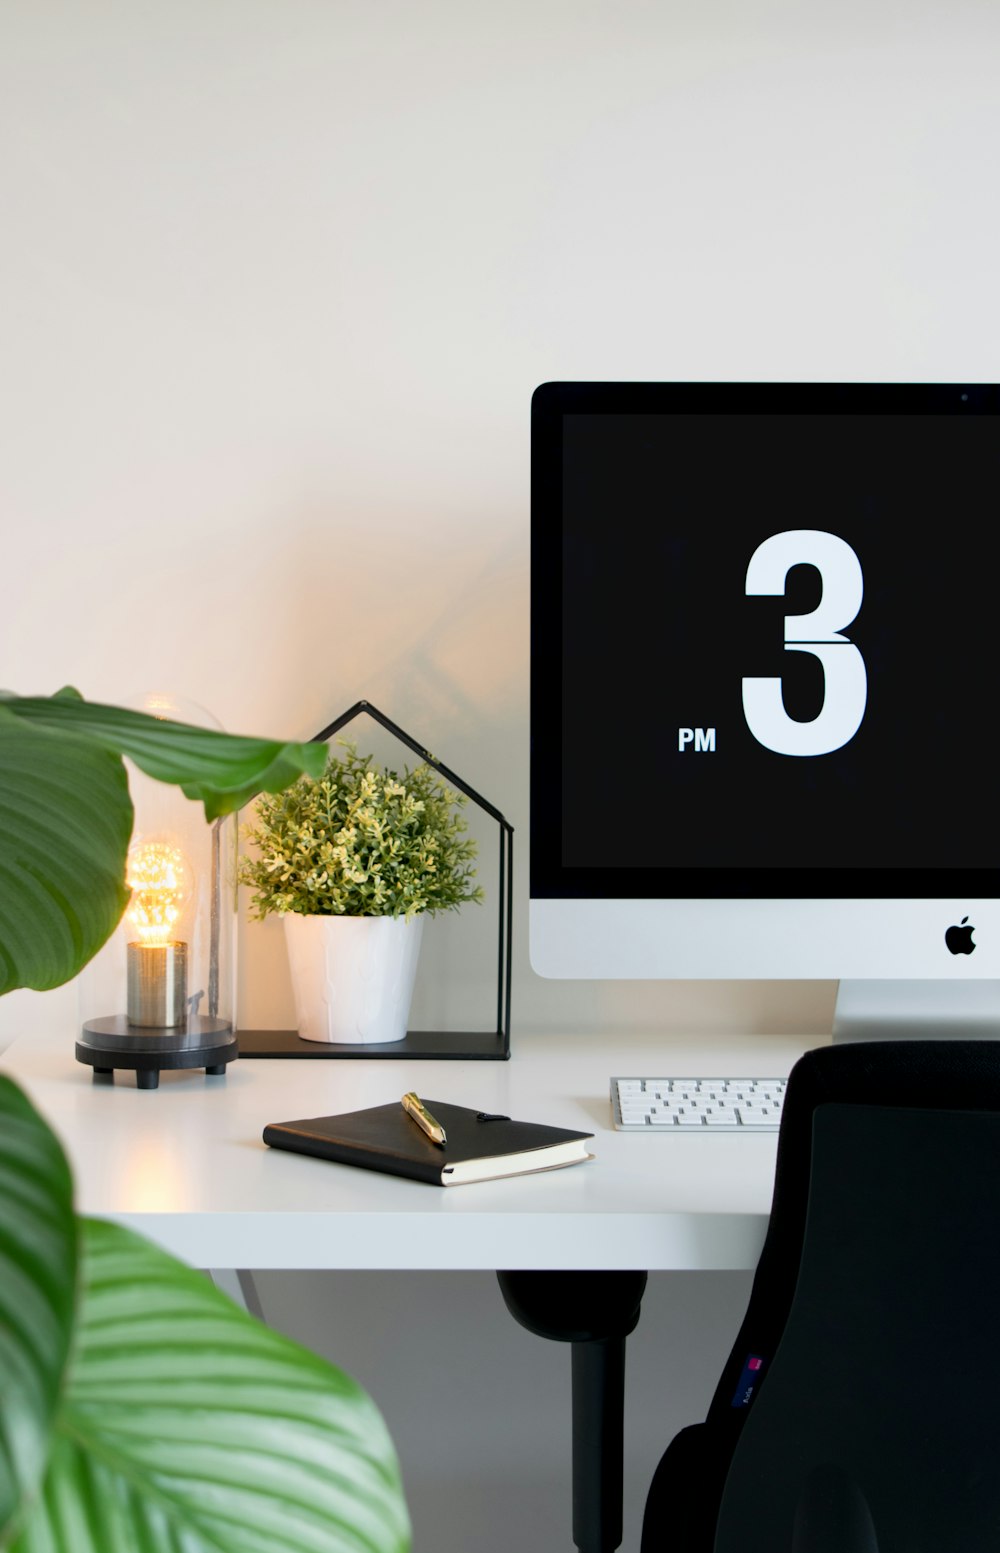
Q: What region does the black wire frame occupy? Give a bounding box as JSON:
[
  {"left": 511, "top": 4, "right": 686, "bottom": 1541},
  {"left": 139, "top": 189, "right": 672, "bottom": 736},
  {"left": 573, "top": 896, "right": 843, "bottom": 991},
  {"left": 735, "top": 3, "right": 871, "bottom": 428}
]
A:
[{"left": 237, "top": 700, "right": 514, "bottom": 1060}]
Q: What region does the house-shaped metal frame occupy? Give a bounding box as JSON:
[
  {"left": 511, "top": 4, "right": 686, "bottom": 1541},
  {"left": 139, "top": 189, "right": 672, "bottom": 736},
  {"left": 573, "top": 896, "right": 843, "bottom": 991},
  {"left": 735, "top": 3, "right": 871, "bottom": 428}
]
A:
[{"left": 237, "top": 700, "right": 513, "bottom": 1060}]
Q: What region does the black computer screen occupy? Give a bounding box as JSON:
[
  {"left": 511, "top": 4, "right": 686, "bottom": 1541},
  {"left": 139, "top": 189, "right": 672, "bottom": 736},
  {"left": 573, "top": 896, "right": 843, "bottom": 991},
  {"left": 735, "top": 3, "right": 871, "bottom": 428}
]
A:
[{"left": 530, "top": 382, "right": 1000, "bottom": 900}]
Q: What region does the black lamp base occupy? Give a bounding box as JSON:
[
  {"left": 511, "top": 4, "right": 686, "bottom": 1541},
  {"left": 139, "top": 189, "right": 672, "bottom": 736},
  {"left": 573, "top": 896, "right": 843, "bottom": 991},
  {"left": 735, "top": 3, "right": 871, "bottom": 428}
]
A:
[{"left": 77, "top": 1016, "right": 237, "bottom": 1089}]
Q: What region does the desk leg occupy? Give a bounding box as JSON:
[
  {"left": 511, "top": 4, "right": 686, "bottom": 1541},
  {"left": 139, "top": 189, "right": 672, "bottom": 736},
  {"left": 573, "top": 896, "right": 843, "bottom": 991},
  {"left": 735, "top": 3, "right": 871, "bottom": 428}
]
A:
[{"left": 208, "top": 1269, "right": 264, "bottom": 1321}]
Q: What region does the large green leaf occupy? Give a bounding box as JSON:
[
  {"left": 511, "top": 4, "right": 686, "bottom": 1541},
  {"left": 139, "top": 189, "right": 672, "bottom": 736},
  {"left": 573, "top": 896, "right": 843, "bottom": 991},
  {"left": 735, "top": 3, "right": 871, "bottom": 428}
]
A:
[
  {"left": 0, "top": 715, "right": 132, "bottom": 994},
  {"left": 7, "top": 1220, "right": 410, "bottom": 1553},
  {"left": 0, "top": 690, "right": 328, "bottom": 992},
  {"left": 1, "top": 691, "right": 327, "bottom": 821},
  {"left": 0, "top": 1078, "right": 77, "bottom": 1544}
]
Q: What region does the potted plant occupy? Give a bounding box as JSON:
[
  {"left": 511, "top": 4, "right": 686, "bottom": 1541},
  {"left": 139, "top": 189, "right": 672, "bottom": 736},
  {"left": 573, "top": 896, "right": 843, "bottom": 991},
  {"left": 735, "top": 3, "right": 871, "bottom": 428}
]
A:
[
  {"left": 0, "top": 688, "right": 410, "bottom": 1551},
  {"left": 239, "top": 743, "right": 484, "bottom": 1044}
]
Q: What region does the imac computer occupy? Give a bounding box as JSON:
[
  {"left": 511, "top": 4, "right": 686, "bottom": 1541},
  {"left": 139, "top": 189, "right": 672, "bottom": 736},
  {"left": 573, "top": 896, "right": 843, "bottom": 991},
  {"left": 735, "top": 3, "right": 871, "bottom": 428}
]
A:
[{"left": 529, "top": 381, "right": 1000, "bottom": 1041}]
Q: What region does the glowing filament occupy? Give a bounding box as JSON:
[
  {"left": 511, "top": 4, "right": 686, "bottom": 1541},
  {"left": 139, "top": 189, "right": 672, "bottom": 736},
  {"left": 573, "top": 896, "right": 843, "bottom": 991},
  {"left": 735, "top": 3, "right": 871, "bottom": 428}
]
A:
[{"left": 126, "top": 843, "right": 188, "bottom": 945}]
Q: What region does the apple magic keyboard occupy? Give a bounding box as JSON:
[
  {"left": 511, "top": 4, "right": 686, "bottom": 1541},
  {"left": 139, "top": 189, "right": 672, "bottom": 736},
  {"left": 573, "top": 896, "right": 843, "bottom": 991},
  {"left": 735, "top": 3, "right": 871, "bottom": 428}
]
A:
[{"left": 611, "top": 1076, "right": 787, "bottom": 1132}]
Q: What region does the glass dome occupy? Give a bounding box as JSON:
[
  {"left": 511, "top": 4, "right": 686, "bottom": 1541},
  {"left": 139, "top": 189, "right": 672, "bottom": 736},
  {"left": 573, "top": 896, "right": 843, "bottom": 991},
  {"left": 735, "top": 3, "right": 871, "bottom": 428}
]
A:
[{"left": 77, "top": 692, "right": 238, "bottom": 1088}]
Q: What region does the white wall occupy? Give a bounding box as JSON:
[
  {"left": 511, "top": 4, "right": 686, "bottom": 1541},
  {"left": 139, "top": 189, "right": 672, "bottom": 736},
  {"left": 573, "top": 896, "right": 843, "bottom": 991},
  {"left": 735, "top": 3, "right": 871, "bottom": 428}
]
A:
[{"left": 2, "top": 1, "right": 997, "bottom": 1547}]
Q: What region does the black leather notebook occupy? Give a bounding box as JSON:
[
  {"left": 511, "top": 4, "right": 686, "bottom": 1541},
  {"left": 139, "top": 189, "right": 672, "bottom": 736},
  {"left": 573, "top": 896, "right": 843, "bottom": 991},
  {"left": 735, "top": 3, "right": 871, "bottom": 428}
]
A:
[{"left": 263, "top": 1100, "right": 595, "bottom": 1186}]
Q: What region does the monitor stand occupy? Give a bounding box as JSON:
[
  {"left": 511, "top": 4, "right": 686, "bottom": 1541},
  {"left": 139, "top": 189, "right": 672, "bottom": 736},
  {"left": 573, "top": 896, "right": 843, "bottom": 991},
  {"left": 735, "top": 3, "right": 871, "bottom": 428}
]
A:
[{"left": 832, "top": 980, "right": 1000, "bottom": 1043}]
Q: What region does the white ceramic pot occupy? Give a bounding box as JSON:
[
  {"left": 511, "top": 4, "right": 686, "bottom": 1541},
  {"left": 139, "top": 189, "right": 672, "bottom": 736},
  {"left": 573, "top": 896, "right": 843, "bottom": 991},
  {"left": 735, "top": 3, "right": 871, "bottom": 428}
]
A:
[{"left": 282, "top": 913, "right": 425, "bottom": 1044}]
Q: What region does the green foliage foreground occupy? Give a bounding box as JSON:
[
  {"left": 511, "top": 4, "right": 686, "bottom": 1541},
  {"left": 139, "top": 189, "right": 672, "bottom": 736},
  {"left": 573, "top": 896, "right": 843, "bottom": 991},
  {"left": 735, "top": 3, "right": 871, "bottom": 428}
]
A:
[
  {"left": 0, "top": 1078, "right": 410, "bottom": 1553},
  {"left": 0, "top": 689, "right": 411, "bottom": 1552},
  {"left": 0, "top": 687, "right": 328, "bottom": 995}
]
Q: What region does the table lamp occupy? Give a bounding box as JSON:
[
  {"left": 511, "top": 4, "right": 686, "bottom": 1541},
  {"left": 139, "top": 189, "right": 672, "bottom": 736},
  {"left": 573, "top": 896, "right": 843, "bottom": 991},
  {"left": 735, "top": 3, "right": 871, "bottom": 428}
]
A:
[{"left": 76, "top": 693, "right": 238, "bottom": 1089}]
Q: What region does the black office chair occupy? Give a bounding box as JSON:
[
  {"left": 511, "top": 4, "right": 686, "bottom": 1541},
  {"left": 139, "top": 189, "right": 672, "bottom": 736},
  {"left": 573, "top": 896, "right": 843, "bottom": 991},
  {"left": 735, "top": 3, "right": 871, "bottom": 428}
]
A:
[{"left": 641, "top": 1038, "right": 1000, "bottom": 1553}]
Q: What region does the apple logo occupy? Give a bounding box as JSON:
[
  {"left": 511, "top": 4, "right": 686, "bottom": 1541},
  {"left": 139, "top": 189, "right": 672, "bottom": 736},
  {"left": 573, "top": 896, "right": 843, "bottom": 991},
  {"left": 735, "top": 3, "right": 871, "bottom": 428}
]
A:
[{"left": 945, "top": 916, "right": 976, "bottom": 956}]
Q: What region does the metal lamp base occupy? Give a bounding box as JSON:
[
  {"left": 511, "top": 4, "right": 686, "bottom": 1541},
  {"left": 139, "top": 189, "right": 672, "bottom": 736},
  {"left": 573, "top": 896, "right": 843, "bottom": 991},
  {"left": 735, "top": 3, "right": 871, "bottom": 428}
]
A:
[{"left": 77, "top": 1016, "right": 237, "bottom": 1090}]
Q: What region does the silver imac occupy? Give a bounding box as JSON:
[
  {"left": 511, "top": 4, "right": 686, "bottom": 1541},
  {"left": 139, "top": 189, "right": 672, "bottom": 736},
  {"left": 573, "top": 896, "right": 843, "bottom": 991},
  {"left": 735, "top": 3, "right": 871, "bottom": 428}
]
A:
[{"left": 529, "top": 381, "right": 1000, "bottom": 1040}]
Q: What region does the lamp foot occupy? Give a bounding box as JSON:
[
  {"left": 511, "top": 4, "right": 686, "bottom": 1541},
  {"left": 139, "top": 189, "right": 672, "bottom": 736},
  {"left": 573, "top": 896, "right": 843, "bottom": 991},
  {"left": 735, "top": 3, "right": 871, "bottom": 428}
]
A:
[{"left": 76, "top": 1020, "right": 238, "bottom": 1089}]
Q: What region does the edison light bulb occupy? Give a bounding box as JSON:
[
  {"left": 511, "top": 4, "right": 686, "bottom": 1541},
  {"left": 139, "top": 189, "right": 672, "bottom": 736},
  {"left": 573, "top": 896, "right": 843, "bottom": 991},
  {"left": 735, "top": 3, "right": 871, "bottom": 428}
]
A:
[{"left": 125, "top": 840, "right": 190, "bottom": 1028}]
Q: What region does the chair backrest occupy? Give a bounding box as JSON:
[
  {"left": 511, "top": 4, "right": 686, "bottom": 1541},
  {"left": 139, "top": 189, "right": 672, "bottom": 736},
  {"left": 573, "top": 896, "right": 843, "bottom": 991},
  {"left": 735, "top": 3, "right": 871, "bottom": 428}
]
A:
[{"left": 707, "top": 1039, "right": 1000, "bottom": 1553}]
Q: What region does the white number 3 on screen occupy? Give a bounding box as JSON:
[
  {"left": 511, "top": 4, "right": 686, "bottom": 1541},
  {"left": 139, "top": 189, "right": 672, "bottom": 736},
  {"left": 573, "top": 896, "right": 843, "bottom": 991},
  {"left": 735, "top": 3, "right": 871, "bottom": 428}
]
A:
[{"left": 742, "top": 530, "right": 867, "bottom": 757}]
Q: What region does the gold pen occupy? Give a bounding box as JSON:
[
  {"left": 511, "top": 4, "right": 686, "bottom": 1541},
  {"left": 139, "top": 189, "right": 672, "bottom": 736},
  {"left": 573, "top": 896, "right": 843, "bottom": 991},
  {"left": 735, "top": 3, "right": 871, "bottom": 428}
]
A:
[{"left": 402, "top": 1091, "right": 447, "bottom": 1147}]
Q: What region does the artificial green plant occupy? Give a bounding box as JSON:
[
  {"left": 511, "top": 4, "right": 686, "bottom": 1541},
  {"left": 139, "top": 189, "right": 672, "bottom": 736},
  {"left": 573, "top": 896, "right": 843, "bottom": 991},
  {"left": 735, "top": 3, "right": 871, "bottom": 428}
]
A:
[
  {"left": 0, "top": 688, "right": 411, "bottom": 1552},
  {"left": 239, "top": 742, "right": 484, "bottom": 921}
]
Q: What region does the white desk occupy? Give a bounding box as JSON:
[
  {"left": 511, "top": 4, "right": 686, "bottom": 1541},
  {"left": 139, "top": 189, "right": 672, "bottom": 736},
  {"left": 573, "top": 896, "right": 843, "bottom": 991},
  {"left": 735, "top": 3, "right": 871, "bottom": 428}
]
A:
[{"left": 0, "top": 1025, "right": 810, "bottom": 1273}]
